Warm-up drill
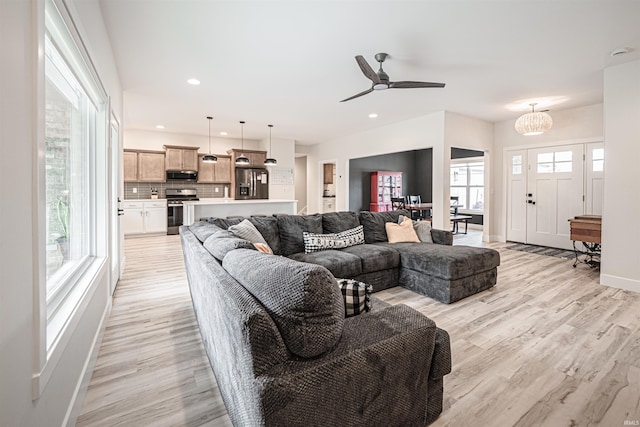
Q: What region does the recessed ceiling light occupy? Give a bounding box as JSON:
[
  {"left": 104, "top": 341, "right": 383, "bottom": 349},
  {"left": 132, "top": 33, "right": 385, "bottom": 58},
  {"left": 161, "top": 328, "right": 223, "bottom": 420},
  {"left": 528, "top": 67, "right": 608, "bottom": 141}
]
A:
[
  {"left": 187, "top": 78, "right": 200, "bottom": 85},
  {"left": 219, "top": 131, "right": 228, "bottom": 136},
  {"left": 369, "top": 113, "right": 378, "bottom": 118},
  {"left": 610, "top": 47, "right": 631, "bottom": 57},
  {"left": 155, "top": 125, "right": 165, "bottom": 129}
]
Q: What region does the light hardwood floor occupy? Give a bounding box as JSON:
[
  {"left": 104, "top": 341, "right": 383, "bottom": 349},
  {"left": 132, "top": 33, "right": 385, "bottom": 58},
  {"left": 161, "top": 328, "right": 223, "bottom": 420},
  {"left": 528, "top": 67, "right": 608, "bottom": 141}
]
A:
[{"left": 77, "top": 230, "right": 640, "bottom": 426}]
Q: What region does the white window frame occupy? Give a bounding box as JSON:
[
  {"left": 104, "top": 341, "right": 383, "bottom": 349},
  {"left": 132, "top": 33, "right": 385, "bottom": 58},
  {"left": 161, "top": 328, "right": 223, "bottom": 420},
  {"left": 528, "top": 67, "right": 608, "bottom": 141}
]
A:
[
  {"left": 33, "top": 0, "right": 109, "bottom": 399},
  {"left": 450, "top": 157, "right": 485, "bottom": 215}
]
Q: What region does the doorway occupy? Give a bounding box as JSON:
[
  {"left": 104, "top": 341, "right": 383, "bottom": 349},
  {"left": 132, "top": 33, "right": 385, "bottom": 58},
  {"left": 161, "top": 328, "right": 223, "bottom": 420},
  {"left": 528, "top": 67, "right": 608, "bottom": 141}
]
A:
[
  {"left": 294, "top": 155, "right": 307, "bottom": 214},
  {"left": 506, "top": 142, "right": 604, "bottom": 250}
]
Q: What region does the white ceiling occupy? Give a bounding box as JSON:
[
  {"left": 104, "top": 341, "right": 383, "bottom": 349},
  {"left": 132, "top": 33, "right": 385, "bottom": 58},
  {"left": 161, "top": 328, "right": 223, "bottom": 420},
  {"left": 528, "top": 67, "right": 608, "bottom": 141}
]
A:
[{"left": 99, "top": 0, "right": 640, "bottom": 145}]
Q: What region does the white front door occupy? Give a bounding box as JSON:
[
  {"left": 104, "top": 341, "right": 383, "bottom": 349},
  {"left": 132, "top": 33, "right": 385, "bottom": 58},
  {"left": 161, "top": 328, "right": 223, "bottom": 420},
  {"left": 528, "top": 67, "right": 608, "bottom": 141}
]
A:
[
  {"left": 506, "top": 150, "right": 528, "bottom": 243},
  {"left": 526, "top": 144, "right": 585, "bottom": 250}
]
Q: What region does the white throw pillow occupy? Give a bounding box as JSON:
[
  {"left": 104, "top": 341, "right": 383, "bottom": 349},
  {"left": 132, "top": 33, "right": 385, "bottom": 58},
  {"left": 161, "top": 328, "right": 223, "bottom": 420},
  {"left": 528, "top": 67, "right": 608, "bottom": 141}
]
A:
[{"left": 303, "top": 225, "right": 365, "bottom": 254}]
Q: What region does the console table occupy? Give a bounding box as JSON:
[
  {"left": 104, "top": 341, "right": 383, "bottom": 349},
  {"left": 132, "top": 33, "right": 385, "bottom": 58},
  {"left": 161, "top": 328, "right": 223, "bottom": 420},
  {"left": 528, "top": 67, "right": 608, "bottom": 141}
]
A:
[{"left": 568, "top": 215, "right": 601, "bottom": 269}]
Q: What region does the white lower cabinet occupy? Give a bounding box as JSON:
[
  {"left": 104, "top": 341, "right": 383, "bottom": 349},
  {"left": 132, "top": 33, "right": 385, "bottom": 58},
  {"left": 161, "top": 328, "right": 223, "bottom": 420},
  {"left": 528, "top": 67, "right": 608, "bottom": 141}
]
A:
[{"left": 123, "top": 200, "right": 167, "bottom": 236}]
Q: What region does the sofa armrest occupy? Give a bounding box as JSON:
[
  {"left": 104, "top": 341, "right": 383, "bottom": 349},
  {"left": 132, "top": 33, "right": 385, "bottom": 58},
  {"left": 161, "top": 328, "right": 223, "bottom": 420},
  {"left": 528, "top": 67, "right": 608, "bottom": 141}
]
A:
[
  {"left": 430, "top": 327, "right": 452, "bottom": 379},
  {"left": 431, "top": 228, "right": 453, "bottom": 245},
  {"left": 258, "top": 304, "right": 446, "bottom": 426}
]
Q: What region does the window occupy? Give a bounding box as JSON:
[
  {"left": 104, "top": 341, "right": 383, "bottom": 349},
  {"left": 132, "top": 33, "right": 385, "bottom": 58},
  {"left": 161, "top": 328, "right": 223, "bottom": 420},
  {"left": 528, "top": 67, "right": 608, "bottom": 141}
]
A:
[
  {"left": 592, "top": 147, "right": 604, "bottom": 172},
  {"left": 450, "top": 159, "right": 484, "bottom": 212},
  {"left": 43, "top": 0, "right": 107, "bottom": 352},
  {"left": 537, "top": 150, "right": 572, "bottom": 174}
]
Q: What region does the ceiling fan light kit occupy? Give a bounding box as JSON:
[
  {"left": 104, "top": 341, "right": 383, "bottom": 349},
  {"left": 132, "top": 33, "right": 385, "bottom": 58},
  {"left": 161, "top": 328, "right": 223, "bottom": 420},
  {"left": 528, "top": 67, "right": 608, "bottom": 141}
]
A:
[
  {"left": 202, "top": 116, "right": 218, "bottom": 163},
  {"left": 264, "top": 124, "right": 277, "bottom": 166},
  {"left": 235, "top": 120, "right": 250, "bottom": 165},
  {"left": 341, "top": 52, "right": 445, "bottom": 102},
  {"left": 515, "top": 103, "right": 553, "bottom": 136}
]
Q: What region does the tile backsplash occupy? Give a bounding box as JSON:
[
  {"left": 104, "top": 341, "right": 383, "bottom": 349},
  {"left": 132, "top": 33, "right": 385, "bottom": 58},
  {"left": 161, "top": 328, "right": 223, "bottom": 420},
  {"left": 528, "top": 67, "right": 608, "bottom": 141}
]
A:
[{"left": 124, "top": 182, "right": 230, "bottom": 200}]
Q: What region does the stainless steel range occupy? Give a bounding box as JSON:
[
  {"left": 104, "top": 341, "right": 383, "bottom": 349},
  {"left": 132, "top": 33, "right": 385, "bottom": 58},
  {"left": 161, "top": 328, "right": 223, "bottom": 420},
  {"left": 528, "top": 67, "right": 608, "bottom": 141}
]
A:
[{"left": 166, "top": 188, "right": 199, "bottom": 235}]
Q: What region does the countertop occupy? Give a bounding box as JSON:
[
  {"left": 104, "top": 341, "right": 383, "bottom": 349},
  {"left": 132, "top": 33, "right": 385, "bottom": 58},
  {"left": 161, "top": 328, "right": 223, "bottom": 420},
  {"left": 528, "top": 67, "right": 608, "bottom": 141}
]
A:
[
  {"left": 182, "top": 198, "right": 297, "bottom": 205},
  {"left": 122, "top": 198, "right": 166, "bottom": 203}
]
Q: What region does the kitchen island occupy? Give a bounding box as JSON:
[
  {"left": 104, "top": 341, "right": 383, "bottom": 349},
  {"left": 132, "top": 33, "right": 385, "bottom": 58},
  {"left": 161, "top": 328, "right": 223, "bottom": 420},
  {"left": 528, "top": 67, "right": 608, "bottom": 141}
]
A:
[{"left": 183, "top": 198, "right": 297, "bottom": 225}]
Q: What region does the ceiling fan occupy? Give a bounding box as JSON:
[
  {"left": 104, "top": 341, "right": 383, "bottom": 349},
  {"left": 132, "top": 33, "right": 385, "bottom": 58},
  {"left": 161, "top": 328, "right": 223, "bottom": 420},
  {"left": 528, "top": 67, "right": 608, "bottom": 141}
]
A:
[{"left": 340, "top": 53, "right": 445, "bottom": 102}]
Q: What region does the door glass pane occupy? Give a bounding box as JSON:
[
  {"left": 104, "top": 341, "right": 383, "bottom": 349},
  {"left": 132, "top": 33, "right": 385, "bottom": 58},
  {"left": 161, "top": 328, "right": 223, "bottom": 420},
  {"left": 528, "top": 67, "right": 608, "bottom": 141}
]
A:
[
  {"left": 592, "top": 148, "right": 604, "bottom": 160},
  {"left": 538, "top": 152, "right": 553, "bottom": 163},
  {"left": 512, "top": 164, "right": 522, "bottom": 175},
  {"left": 592, "top": 159, "right": 604, "bottom": 172},
  {"left": 554, "top": 151, "right": 572, "bottom": 162},
  {"left": 555, "top": 161, "right": 572, "bottom": 173},
  {"left": 537, "top": 163, "right": 553, "bottom": 173}
]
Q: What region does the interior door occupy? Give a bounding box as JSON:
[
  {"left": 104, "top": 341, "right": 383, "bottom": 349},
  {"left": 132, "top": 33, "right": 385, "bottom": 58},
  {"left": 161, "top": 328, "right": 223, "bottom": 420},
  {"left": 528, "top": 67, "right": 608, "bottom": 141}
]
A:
[
  {"left": 526, "top": 144, "right": 584, "bottom": 249},
  {"left": 506, "top": 150, "right": 527, "bottom": 243}
]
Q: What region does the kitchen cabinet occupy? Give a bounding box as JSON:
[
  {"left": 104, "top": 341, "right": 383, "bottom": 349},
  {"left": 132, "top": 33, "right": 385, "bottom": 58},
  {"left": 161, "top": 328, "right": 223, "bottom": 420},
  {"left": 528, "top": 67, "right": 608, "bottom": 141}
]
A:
[
  {"left": 122, "top": 200, "right": 167, "bottom": 236},
  {"left": 369, "top": 171, "right": 403, "bottom": 212},
  {"left": 198, "top": 155, "right": 232, "bottom": 183},
  {"left": 323, "top": 163, "right": 334, "bottom": 184},
  {"left": 322, "top": 197, "right": 336, "bottom": 213},
  {"left": 164, "top": 145, "right": 199, "bottom": 171},
  {"left": 124, "top": 149, "right": 165, "bottom": 182},
  {"left": 227, "top": 149, "right": 267, "bottom": 168}
]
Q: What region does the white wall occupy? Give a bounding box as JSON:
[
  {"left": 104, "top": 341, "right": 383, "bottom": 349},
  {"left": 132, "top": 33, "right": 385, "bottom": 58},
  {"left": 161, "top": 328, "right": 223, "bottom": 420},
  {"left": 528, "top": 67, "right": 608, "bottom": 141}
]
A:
[
  {"left": 259, "top": 137, "right": 296, "bottom": 200},
  {"left": 0, "top": 1, "right": 122, "bottom": 425},
  {"left": 601, "top": 60, "right": 640, "bottom": 292},
  {"left": 492, "top": 104, "right": 604, "bottom": 241},
  {"left": 124, "top": 128, "right": 260, "bottom": 153}
]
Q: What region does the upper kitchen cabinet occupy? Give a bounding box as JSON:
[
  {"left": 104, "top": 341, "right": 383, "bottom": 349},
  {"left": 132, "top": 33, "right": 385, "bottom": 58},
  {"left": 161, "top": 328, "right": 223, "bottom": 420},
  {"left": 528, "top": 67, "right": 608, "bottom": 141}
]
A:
[
  {"left": 124, "top": 149, "right": 165, "bottom": 182},
  {"left": 198, "top": 154, "right": 232, "bottom": 183},
  {"left": 227, "top": 149, "right": 267, "bottom": 168},
  {"left": 164, "top": 145, "right": 199, "bottom": 171}
]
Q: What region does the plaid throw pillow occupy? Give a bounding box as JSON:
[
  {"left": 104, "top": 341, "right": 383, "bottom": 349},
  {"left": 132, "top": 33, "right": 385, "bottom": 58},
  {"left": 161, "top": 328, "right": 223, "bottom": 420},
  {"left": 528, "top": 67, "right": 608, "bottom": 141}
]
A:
[
  {"left": 303, "top": 225, "right": 365, "bottom": 254},
  {"left": 336, "top": 278, "right": 372, "bottom": 317}
]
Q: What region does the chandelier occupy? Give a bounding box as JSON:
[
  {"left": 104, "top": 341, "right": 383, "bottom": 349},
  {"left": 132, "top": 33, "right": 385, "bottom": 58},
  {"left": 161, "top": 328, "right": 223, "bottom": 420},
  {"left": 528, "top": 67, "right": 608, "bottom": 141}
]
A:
[{"left": 515, "top": 103, "right": 553, "bottom": 136}]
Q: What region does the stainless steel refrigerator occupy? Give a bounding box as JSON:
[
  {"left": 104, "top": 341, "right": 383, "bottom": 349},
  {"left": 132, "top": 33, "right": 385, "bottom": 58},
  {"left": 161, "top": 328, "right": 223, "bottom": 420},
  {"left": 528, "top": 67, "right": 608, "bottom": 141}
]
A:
[{"left": 235, "top": 168, "right": 269, "bottom": 199}]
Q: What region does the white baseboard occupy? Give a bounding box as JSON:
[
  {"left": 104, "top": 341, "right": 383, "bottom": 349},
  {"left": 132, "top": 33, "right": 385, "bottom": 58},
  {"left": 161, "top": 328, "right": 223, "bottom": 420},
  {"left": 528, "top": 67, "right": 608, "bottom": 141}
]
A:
[
  {"left": 63, "top": 297, "right": 112, "bottom": 426},
  {"left": 600, "top": 274, "right": 640, "bottom": 294}
]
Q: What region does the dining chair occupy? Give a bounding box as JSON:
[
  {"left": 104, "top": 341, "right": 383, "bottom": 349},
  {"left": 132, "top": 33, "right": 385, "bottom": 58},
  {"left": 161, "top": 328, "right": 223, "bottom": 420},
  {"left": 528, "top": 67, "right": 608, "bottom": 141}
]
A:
[
  {"left": 391, "top": 196, "right": 406, "bottom": 210},
  {"left": 407, "top": 195, "right": 422, "bottom": 219}
]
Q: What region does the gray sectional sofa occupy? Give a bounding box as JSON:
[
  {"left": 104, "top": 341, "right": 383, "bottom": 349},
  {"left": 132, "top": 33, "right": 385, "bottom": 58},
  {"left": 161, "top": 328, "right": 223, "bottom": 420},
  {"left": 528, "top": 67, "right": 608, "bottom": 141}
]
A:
[
  {"left": 179, "top": 209, "right": 499, "bottom": 426},
  {"left": 205, "top": 209, "right": 500, "bottom": 304},
  {"left": 180, "top": 221, "right": 452, "bottom": 426}
]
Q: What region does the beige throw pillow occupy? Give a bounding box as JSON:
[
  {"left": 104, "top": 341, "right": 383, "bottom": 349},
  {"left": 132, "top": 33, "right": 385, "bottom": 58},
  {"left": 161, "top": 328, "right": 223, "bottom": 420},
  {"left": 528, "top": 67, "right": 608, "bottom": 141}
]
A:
[
  {"left": 385, "top": 217, "right": 420, "bottom": 243},
  {"left": 398, "top": 215, "right": 433, "bottom": 243}
]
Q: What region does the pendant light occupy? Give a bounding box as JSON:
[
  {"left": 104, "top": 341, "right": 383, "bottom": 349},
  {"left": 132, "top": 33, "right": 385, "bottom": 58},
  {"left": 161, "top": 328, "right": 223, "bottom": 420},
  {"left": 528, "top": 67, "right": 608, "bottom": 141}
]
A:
[
  {"left": 264, "top": 124, "right": 277, "bottom": 166},
  {"left": 202, "top": 116, "right": 218, "bottom": 163},
  {"left": 235, "top": 121, "right": 250, "bottom": 165},
  {"left": 515, "top": 103, "right": 553, "bottom": 136}
]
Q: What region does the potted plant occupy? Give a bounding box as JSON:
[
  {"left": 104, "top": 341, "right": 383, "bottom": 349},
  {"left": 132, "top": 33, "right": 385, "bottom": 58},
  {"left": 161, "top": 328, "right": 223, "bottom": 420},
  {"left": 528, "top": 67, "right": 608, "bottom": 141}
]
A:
[{"left": 56, "top": 196, "right": 69, "bottom": 260}]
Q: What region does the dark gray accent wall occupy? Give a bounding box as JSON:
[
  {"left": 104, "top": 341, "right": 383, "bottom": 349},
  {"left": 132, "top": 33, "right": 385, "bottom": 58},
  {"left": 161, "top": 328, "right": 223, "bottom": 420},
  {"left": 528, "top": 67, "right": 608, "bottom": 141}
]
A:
[{"left": 349, "top": 149, "right": 433, "bottom": 212}]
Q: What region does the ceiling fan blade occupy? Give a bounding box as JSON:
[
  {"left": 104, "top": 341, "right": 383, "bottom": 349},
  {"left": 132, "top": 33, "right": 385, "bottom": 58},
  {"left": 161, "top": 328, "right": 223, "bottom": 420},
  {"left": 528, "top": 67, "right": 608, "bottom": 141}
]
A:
[
  {"left": 340, "top": 87, "right": 374, "bottom": 102},
  {"left": 355, "top": 55, "right": 381, "bottom": 84},
  {"left": 390, "top": 81, "right": 446, "bottom": 89}
]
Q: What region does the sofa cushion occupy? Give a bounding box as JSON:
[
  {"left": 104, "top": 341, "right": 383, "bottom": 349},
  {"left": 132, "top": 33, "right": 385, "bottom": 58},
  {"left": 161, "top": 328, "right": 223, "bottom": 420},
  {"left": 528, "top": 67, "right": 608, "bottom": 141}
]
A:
[
  {"left": 322, "top": 211, "right": 360, "bottom": 233},
  {"left": 386, "top": 218, "right": 420, "bottom": 243},
  {"left": 359, "top": 209, "right": 411, "bottom": 243},
  {"left": 276, "top": 213, "right": 323, "bottom": 256},
  {"left": 289, "top": 250, "right": 363, "bottom": 278},
  {"left": 229, "top": 219, "right": 269, "bottom": 245},
  {"left": 223, "top": 249, "right": 344, "bottom": 358},
  {"left": 340, "top": 243, "right": 400, "bottom": 273},
  {"left": 399, "top": 215, "right": 433, "bottom": 243},
  {"left": 375, "top": 242, "right": 500, "bottom": 280},
  {"left": 336, "top": 278, "right": 372, "bottom": 317},
  {"left": 203, "top": 230, "right": 256, "bottom": 261},
  {"left": 189, "top": 221, "right": 225, "bottom": 242},
  {"left": 303, "top": 225, "right": 364, "bottom": 254},
  {"left": 208, "top": 216, "right": 281, "bottom": 255}
]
